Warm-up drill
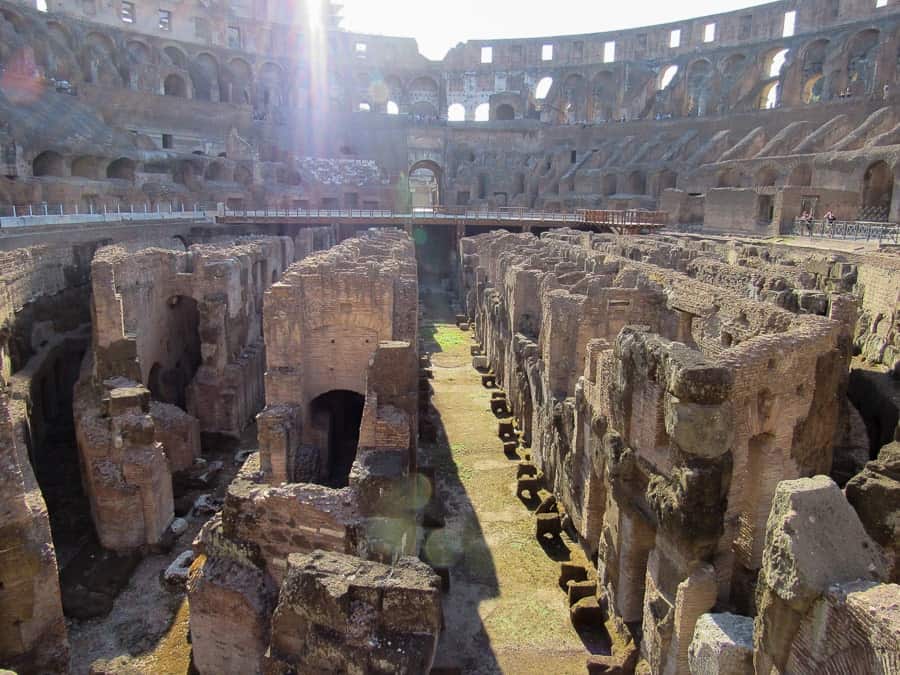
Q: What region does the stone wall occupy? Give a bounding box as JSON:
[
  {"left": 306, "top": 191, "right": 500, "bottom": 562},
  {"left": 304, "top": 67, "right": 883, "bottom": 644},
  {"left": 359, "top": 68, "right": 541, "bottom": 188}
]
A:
[
  {"left": 461, "top": 228, "right": 865, "bottom": 673},
  {"left": 74, "top": 236, "right": 295, "bottom": 550},
  {"left": 188, "top": 229, "right": 431, "bottom": 674},
  {"left": 260, "top": 229, "right": 418, "bottom": 483},
  {"left": 0, "top": 393, "right": 68, "bottom": 674}
]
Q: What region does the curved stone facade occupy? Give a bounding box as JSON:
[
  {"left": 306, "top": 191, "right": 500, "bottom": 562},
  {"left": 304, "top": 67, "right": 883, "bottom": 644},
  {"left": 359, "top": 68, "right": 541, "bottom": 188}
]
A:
[{"left": 0, "top": 0, "right": 897, "bottom": 229}]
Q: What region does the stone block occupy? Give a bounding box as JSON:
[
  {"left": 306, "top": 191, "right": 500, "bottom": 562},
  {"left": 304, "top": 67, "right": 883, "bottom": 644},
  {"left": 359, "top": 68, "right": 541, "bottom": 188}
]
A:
[{"left": 688, "top": 613, "right": 753, "bottom": 675}]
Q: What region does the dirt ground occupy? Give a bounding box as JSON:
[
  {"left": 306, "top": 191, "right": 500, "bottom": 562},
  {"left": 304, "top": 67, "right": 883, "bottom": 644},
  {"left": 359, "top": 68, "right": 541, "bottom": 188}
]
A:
[
  {"left": 421, "top": 285, "right": 606, "bottom": 674},
  {"left": 66, "top": 428, "right": 257, "bottom": 675}
]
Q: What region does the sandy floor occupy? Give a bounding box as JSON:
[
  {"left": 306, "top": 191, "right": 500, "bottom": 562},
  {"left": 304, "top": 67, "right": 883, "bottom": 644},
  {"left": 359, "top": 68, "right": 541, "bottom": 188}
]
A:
[
  {"left": 66, "top": 430, "right": 256, "bottom": 675},
  {"left": 422, "top": 286, "right": 606, "bottom": 674}
]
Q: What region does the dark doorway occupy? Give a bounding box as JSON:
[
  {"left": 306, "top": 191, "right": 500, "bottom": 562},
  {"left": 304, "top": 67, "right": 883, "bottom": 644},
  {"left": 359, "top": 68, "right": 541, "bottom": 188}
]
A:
[
  {"left": 414, "top": 224, "right": 458, "bottom": 289},
  {"left": 147, "top": 296, "right": 201, "bottom": 411},
  {"left": 310, "top": 390, "right": 365, "bottom": 488},
  {"left": 29, "top": 340, "right": 92, "bottom": 568}
]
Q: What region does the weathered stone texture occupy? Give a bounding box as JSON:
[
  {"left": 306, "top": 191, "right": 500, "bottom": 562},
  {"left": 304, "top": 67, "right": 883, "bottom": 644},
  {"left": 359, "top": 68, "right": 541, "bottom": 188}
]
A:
[
  {"left": 462, "top": 229, "right": 857, "bottom": 674},
  {"left": 265, "top": 550, "right": 441, "bottom": 675},
  {"left": 74, "top": 236, "right": 293, "bottom": 550},
  {"left": 0, "top": 394, "right": 68, "bottom": 674},
  {"left": 688, "top": 613, "right": 754, "bottom": 675},
  {"left": 753, "top": 476, "right": 890, "bottom": 674},
  {"left": 845, "top": 441, "right": 900, "bottom": 583}
]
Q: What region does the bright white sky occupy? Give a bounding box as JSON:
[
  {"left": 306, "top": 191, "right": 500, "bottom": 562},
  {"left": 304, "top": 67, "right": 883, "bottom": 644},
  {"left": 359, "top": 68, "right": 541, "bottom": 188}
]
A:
[{"left": 339, "top": 0, "right": 776, "bottom": 60}]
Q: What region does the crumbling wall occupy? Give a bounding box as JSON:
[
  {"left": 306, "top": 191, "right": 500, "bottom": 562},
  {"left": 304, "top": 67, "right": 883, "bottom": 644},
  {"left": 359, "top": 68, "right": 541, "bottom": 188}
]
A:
[
  {"left": 462, "top": 228, "right": 856, "bottom": 673},
  {"left": 265, "top": 550, "right": 441, "bottom": 674},
  {"left": 189, "top": 230, "right": 429, "bottom": 675},
  {"left": 75, "top": 236, "right": 293, "bottom": 550},
  {"left": 0, "top": 394, "right": 68, "bottom": 674},
  {"left": 260, "top": 230, "right": 417, "bottom": 483}
]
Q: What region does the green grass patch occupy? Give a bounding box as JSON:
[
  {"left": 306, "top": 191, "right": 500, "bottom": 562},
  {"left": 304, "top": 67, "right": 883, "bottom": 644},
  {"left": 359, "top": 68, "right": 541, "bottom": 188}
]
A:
[{"left": 423, "top": 322, "right": 468, "bottom": 350}]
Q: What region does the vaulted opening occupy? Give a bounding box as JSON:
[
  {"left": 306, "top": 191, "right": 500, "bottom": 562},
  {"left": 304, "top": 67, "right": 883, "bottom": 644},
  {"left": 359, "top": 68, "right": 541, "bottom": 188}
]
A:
[
  {"left": 147, "top": 295, "right": 201, "bottom": 411},
  {"left": 310, "top": 390, "right": 365, "bottom": 488}
]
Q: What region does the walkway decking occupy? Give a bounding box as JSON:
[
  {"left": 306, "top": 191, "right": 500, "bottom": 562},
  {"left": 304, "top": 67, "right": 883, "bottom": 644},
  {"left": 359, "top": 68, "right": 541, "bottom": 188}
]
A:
[{"left": 216, "top": 207, "right": 668, "bottom": 235}]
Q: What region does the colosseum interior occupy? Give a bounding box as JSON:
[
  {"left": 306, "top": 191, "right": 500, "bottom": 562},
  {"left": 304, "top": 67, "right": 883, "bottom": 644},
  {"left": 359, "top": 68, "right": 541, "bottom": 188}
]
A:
[{"left": 0, "top": 0, "right": 899, "bottom": 672}]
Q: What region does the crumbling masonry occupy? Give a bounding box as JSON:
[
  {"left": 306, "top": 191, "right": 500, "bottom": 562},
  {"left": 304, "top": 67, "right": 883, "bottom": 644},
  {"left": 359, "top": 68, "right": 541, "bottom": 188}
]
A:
[{"left": 461, "top": 228, "right": 899, "bottom": 673}]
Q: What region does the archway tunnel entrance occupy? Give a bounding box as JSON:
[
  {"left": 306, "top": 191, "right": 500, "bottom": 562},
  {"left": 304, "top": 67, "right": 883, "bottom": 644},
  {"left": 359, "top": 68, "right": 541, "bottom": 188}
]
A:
[
  {"left": 310, "top": 390, "right": 365, "bottom": 488},
  {"left": 408, "top": 160, "right": 442, "bottom": 209},
  {"left": 147, "top": 295, "right": 201, "bottom": 412},
  {"left": 861, "top": 160, "right": 893, "bottom": 222},
  {"left": 413, "top": 224, "right": 459, "bottom": 290}
]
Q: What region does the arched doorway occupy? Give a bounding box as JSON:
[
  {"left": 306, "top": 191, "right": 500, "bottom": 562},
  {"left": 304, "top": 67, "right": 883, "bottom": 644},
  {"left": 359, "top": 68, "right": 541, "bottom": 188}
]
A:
[
  {"left": 862, "top": 161, "right": 893, "bottom": 221},
  {"left": 408, "top": 159, "right": 442, "bottom": 208},
  {"left": 310, "top": 390, "right": 365, "bottom": 488},
  {"left": 164, "top": 73, "right": 188, "bottom": 97},
  {"left": 495, "top": 103, "right": 515, "bottom": 120}
]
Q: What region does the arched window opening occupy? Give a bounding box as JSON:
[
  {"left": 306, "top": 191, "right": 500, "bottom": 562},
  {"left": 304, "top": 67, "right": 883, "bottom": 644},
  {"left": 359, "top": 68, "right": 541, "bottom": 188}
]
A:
[
  {"left": 447, "top": 103, "right": 465, "bottom": 121},
  {"left": 659, "top": 65, "right": 678, "bottom": 90},
  {"left": 495, "top": 103, "right": 515, "bottom": 120},
  {"left": 761, "top": 81, "right": 780, "bottom": 109},
  {"left": 535, "top": 76, "right": 553, "bottom": 100},
  {"left": 803, "top": 74, "right": 824, "bottom": 103},
  {"left": 474, "top": 103, "right": 490, "bottom": 121},
  {"left": 106, "top": 157, "right": 136, "bottom": 181},
  {"left": 847, "top": 29, "right": 880, "bottom": 94},
  {"left": 767, "top": 48, "right": 790, "bottom": 78},
  {"left": 33, "top": 151, "right": 64, "bottom": 177},
  {"left": 358, "top": 101, "right": 371, "bottom": 112},
  {"left": 310, "top": 390, "right": 365, "bottom": 488},
  {"left": 386, "top": 100, "right": 399, "bottom": 115},
  {"left": 164, "top": 73, "right": 187, "bottom": 97},
  {"left": 409, "top": 165, "right": 440, "bottom": 208}
]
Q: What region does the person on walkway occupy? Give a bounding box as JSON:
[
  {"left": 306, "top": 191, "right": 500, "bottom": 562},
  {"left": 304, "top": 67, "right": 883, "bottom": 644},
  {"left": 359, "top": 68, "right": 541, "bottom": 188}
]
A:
[{"left": 801, "top": 210, "right": 813, "bottom": 236}]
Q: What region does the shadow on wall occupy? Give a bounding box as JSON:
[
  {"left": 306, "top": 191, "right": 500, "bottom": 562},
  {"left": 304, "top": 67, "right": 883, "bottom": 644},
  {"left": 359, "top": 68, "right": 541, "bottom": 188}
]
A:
[{"left": 418, "top": 283, "right": 610, "bottom": 672}]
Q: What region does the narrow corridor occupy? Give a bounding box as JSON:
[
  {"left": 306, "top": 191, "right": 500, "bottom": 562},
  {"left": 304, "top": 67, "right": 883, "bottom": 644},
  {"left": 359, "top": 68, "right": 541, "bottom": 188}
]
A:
[{"left": 421, "top": 285, "right": 606, "bottom": 674}]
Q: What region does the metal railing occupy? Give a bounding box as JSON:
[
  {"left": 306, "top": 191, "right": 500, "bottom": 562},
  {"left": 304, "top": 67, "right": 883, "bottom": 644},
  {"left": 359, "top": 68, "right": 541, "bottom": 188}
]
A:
[
  {"left": 0, "top": 201, "right": 212, "bottom": 229},
  {"left": 793, "top": 218, "right": 899, "bottom": 243},
  {"left": 0, "top": 201, "right": 207, "bottom": 218},
  {"left": 220, "top": 205, "right": 668, "bottom": 225},
  {"left": 577, "top": 208, "right": 668, "bottom": 226}
]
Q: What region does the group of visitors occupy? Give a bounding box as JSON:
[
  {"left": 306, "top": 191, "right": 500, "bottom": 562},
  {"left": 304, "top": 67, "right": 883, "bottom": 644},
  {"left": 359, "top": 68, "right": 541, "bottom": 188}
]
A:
[{"left": 799, "top": 208, "right": 836, "bottom": 235}]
